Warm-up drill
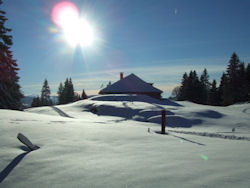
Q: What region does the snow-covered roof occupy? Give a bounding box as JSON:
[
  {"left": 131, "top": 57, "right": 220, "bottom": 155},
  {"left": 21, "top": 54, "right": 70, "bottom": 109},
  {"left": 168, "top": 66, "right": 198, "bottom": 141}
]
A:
[{"left": 100, "top": 73, "right": 163, "bottom": 94}]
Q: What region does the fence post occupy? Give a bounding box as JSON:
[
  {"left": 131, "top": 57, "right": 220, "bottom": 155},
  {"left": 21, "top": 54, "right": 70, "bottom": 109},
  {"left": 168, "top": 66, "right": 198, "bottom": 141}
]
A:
[{"left": 161, "top": 110, "right": 166, "bottom": 134}]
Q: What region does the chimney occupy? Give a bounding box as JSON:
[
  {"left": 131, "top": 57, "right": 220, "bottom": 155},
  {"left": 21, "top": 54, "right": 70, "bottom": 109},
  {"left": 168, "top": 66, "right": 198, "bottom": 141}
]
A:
[{"left": 120, "top": 72, "right": 123, "bottom": 80}]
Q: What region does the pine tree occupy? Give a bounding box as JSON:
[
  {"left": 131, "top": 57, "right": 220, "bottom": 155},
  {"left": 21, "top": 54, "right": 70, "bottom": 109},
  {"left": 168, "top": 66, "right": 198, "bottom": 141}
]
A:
[
  {"left": 187, "top": 70, "right": 201, "bottom": 103},
  {"left": 226, "top": 52, "right": 241, "bottom": 103},
  {"left": 208, "top": 80, "right": 220, "bottom": 106},
  {"left": 0, "top": 0, "right": 23, "bottom": 110},
  {"left": 81, "top": 89, "right": 87, "bottom": 100},
  {"left": 40, "top": 79, "right": 52, "bottom": 106},
  {"left": 68, "top": 78, "right": 74, "bottom": 103},
  {"left": 178, "top": 72, "right": 188, "bottom": 101},
  {"left": 57, "top": 82, "right": 64, "bottom": 104},
  {"left": 200, "top": 69, "right": 210, "bottom": 104},
  {"left": 61, "top": 78, "right": 69, "bottom": 104},
  {"left": 219, "top": 73, "right": 232, "bottom": 106},
  {"left": 237, "top": 63, "right": 247, "bottom": 102},
  {"left": 246, "top": 63, "right": 250, "bottom": 102},
  {"left": 178, "top": 70, "right": 202, "bottom": 103},
  {"left": 31, "top": 96, "right": 41, "bottom": 107},
  {"left": 60, "top": 78, "right": 75, "bottom": 104}
]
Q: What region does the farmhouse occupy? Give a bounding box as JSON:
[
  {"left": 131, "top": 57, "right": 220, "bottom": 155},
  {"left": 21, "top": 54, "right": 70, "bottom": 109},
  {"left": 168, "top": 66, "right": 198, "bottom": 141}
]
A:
[{"left": 99, "top": 73, "right": 163, "bottom": 99}]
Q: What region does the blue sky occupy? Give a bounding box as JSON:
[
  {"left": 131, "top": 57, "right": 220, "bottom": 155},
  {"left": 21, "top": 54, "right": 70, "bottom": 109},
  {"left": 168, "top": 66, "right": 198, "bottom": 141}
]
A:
[{"left": 2, "top": 0, "right": 250, "bottom": 97}]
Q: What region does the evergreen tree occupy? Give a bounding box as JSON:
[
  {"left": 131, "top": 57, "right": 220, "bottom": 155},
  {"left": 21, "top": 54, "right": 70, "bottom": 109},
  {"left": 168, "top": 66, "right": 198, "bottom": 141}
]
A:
[
  {"left": 226, "top": 52, "right": 241, "bottom": 103},
  {"left": 81, "top": 89, "right": 87, "bottom": 100},
  {"left": 246, "top": 63, "right": 250, "bottom": 102},
  {"left": 200, "top": 69, "right": 210, "bottom": 104},
  {"left": 60, "top": 78, "right": 75, "bottom": 104},
  {"left": 67, "top": 78, "right": 74, "bottom": 103},
  {"left": 57, "top": 82, "right": 64, "bottom": 104},
  {"left": 208, "top": 80, "right": 220, "bottom": 106},
  {"left": 0, "top": 0, "right": 23, "bottom": 110},
  {"left": 237, "top": 63, "right": 247, "bottom": 101},
  {"left": 219, "top": 73, "right": 232, "bottom": 106},
  {"left": 31, "top": 96, "right": 41, "bottom": 107},
  {"left": 187, "top": 70, "right": 201, "bottom": 103},
  {"left": 177, "top": 53, "right": 250, "bottom": 106},
  {"left": 61, "top": 78, "right": 69, "bottom": 104},
  {"left": 178, "top": 70, "right": 202, "bottom": 103},
  {"left": 178, "top": 72, "right": 188, "bottom": 100},
  {"left": 40, "top": 79, "right": 52, "bottom": 106}
]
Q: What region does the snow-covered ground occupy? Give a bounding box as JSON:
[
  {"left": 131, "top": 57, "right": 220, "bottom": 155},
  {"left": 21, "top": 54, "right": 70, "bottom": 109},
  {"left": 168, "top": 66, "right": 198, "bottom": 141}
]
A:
[{"left": 1, "top": 94, "right": 250, "bottom": 188}]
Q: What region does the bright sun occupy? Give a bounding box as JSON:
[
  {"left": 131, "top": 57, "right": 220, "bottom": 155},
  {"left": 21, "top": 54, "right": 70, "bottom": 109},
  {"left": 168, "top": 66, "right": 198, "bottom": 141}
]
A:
[{"left": 52, "top": 1, "right": 94, "bottom": 47}]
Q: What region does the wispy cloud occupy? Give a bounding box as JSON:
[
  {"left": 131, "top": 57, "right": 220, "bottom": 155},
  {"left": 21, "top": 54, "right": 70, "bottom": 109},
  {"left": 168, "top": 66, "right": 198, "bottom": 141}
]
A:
[
  {"left": 70, "top": 59, "right": 226, "bottom": 97},
  {"left": 21, "top": 57, "right": 228, "bottom": 97}
]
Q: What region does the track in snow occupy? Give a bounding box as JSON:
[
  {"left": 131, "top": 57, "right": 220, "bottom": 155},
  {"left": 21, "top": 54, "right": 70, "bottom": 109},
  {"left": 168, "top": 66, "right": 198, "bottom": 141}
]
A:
[
  {"left": 51, "top": 106, "right": 73, "bottom": 118},
  {"left": 168, "top": 130, "right": 250, "bottom": 141}
]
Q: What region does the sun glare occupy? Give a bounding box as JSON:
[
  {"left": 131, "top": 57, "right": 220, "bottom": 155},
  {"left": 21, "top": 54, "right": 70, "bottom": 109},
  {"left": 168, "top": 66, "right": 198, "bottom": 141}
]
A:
[
  {"left": 64, "top": 19, "right": 94, "bottom": 47},
  {"left": 52, "top": 1, "right": 95, "bottom": 47}
]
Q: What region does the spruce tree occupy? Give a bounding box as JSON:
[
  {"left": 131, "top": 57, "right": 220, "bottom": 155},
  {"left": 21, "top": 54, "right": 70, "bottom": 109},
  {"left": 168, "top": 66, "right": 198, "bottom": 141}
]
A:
[
  {"left": 246, "top": 63, "right": 250, "bottom": 102},
  {"left": 61, "top": 78, "right": 75, "bottom": 104},
  {"left": 178, "top": 72, "right": 188, "bottom": 101},
  {"left": 187, "top": 70, "right": 201, "bottom": 103},
  {"left": 57, "top": 82, "right": 64, "bottom": 104},
  {"left": 226, "top": 52, "right": 241, "bottom": 103},
  {"left": 41, "top": 79, "right": 52, "bottom": 106},
  {"left": 237, "top": 63, "right": 247, "bottom": 101},
  {"left": 0, "top": 0, "right": 23, "bottom": 109},
  {"left": 200, "top": 69, "right": 210, "bottom": 104},
  {"left": 68, "top": 78, "right": 74, "bottom": 103},
  {"left": 31, "top": 96, "right": 41, "bottom": 107},
  {"left": 219, "top": 73, "right": 232, "bottom": 106},
  {"left": 81, "top": 89, "right": 87, "bottom": 100},
  {"left": 208, "top": 80, "right": 220, "bottom": 106},
  {"left": 61, "top": 78, "right": 69, "bottom": 104}
]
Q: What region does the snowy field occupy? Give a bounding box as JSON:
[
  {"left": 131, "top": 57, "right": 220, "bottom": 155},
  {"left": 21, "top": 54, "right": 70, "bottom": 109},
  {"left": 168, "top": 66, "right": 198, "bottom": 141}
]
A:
[{"left": 1, "top": 94, "right": 250, "bottom": 188}]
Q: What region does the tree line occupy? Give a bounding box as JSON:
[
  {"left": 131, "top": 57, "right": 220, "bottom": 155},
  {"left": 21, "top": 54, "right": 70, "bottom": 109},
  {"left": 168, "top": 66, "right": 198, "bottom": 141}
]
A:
[
  {"left": 173, "top": 53, "right": 250, "bottom": 106},
  {"left": 0, "top": 0, "right": 23, "bottom": 110},
  {"left": 31, "top": 78, "right": 87, "bottom": 107}
]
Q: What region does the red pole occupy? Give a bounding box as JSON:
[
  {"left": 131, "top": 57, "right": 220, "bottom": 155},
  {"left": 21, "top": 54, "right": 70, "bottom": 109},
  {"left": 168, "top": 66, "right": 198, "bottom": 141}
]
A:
[{"left": 161, "top": 110, "right": 166, "bottom": 134}]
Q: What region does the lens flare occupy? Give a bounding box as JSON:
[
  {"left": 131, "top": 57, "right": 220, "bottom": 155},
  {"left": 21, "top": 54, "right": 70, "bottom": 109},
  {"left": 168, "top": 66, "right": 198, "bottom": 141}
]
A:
[
  {"left": 52, "top": 1, "right": 80, "bottom": 29},
  {"left": 51, "top": 1, "right": 95, "bottom": 47},
  {"left": 200, "top": 154, "right": 208, "bottom": 161},
  {"left": 48, "top": 27, "right": 59, "bottom": 33}
]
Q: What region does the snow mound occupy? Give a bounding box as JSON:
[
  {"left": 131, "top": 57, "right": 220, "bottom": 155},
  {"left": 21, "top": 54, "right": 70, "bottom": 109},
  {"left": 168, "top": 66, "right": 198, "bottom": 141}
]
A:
[
  {"left": 192, "top": 110, "right": 224, "bottom": 119},
  {"left": 147, "top": 115, "right": 202, "bottom": 128},
  {"left": 26, "top": 106, "right": 60, "bottom": 116},
  {"left": 91, "top": 104, "right": 140, "bottom": 119}
]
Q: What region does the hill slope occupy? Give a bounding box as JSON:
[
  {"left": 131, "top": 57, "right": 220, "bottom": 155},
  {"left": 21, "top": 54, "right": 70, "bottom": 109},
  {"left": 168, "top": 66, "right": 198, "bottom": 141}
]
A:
[{"left": 1, "top": 95, "right": 250, "bottom": 187}]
